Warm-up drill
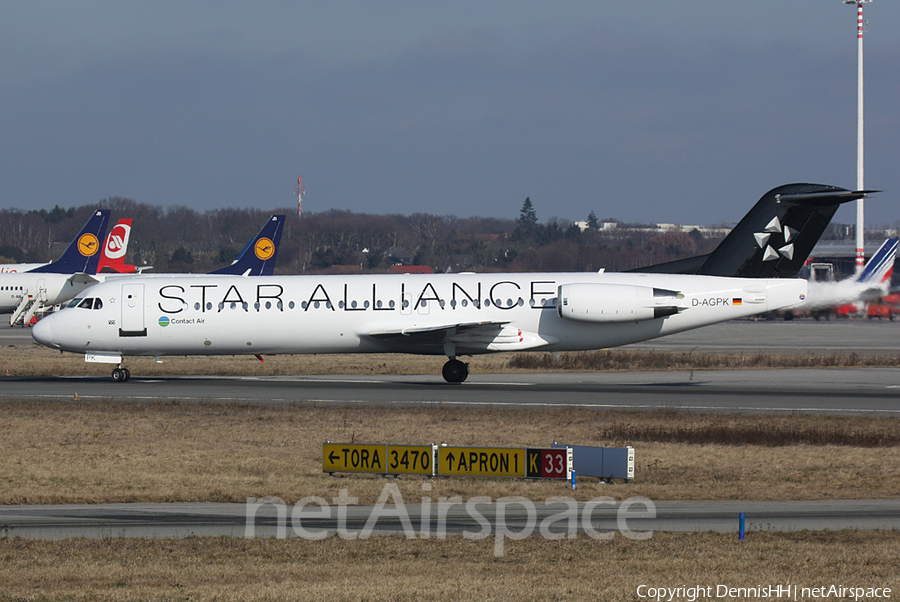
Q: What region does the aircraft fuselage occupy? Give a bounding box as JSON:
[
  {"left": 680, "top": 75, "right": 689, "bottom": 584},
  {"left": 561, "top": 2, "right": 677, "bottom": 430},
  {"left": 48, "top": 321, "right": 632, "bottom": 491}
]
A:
[{"left": 32, "top": 271, "right": 806, "bottom": 359}]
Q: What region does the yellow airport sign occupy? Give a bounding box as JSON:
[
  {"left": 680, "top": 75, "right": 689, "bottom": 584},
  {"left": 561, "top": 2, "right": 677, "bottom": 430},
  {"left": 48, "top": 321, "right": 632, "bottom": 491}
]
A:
[
  {"left": 437, "top": 446, "right": 526, "bottom": 478},
  {"left": 386, "top": 445, "right": 433, "bottom": 475},
  {"left": 323, "top": 443, "right": 386, "bottom": 474}
]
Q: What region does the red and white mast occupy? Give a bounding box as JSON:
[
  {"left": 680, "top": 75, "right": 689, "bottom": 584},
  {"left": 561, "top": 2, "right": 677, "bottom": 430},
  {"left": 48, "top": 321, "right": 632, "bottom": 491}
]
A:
[
  {"left": 295, "top": 175, "right": 305, "bottom": 219},
  {"left": 845, "top": 0, "right": 871, "bottom": 272}
]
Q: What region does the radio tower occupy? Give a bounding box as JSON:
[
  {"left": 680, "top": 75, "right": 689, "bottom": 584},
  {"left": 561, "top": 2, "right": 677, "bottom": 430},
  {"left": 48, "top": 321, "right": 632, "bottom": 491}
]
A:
[
  {"left": 845, "top": 0, "right": 872, "bottom": 272},
  {"left": 295, "top": 175, "right": 305, "bottom": 219}
]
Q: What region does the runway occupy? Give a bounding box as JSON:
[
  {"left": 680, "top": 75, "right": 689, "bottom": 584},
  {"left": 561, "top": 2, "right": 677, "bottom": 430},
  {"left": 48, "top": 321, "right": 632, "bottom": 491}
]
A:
[
  {"left": 3, "top": 369, "right": 900, "bottom": 415},
  {"left": 3, "top": 499, "right": 899, "bottom": 540}
]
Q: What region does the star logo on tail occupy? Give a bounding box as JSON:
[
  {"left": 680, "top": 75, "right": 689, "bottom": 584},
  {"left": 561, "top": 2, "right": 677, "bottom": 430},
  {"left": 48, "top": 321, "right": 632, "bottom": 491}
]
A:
[{"left": 754, "top": 216, "right": 798, "bottom": 262}]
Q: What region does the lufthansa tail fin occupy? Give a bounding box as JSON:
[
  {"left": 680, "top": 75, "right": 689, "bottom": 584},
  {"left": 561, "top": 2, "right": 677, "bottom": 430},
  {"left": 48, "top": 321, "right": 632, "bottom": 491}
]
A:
[
  {"left": 209, "top": 214, "right": 285, "bottom": 276},
  {"left": 856, "top": 238, "right": 897, "bottom": 286},
  {"left": 30, "top": 209, "right": 110, "bottom": 274},
  {"left": 97, "top": 218, "right": 140, "bottom": 273},
  {"left": 631, "top": 183, "right": 874, "bottom": 278}
]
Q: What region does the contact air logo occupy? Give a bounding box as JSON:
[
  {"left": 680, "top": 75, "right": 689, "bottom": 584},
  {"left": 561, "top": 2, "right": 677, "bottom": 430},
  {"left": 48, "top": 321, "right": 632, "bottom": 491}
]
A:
[
  {"left": 158, "top": 316, "right": 170, "bottom": 327},
  {"left": 254, "top": 237, "right": 275, "bottom": 261},
  {"left": 77, "top": 233, "right": 100, "bottom": 257}
]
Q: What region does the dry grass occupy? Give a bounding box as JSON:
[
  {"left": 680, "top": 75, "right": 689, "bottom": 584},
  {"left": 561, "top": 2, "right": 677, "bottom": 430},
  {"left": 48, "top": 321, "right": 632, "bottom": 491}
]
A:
[
  {"left": 509, "top": 348, "right": 900, "bottom": 370},
  {"left": 1, "top": 402, "right": 899, "bottom": 505},
  {"left": 0, "top": 532, "right": 898, "bottom": 601},
  {"left": 5, "top": 343, "right": 900, "bottom": 379}
]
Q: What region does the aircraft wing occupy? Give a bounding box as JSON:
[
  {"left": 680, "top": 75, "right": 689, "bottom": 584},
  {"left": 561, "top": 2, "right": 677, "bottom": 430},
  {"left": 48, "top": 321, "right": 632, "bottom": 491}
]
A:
[{"left": 362, "top": 320, "right": 558, "bottom": 354}]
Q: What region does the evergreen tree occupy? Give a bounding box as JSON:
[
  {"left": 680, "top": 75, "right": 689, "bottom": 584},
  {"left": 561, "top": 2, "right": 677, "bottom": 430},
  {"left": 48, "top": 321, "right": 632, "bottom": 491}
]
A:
[
  {"left": 517, "top": 197, "right": 538, "bottom": 227},
  {"left": 586, "top": 210, "right": 599, "bottom": 230}
]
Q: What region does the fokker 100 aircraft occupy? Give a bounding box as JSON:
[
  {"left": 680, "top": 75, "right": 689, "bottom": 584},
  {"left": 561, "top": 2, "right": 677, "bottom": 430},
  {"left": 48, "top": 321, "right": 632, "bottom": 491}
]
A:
[{"left": 30, "top": 184, "right": 866, "bottom": 383}]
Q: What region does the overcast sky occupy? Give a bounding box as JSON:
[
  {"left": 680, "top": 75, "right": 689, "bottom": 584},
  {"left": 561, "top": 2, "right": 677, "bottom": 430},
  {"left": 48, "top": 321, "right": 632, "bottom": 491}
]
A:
[{"left": 2, "top": 2, "right": 898, "bottom": 227}]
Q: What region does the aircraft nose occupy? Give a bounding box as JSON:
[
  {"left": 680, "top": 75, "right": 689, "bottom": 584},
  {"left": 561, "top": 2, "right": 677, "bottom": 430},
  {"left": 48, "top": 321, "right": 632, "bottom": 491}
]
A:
[{"left": 32, "top": 317, "right": 58, "bottom": 349}]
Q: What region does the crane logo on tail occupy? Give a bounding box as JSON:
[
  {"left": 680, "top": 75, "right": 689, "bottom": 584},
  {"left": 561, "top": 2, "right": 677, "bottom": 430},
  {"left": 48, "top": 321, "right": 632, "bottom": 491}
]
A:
[
  {"left": 255, "top": 237, "right": 275, "bottom": 261},
  {"left": 77, "top": 233, "right": 100, "bottom": 257}
]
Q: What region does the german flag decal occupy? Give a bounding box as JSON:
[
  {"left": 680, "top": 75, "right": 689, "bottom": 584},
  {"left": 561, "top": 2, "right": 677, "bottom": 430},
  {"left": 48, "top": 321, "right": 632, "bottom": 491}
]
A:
[{"left": 733, "top": 298, "right": 743, "bottom": 306}]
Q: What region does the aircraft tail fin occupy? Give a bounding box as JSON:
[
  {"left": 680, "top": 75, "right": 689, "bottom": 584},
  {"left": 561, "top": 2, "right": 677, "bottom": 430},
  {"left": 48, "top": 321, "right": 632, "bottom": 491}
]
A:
[
  {"left": 856, "top": 238, "right": 897, "bottom": 286},
  {"left": 700, "top": 184, "right": 874, "bottom": 278},
  {"left": 631, "top": 183, "right": 874, "bottom": 278},
  {"left": 97, "top": 218, "right": 139, "bottom": 273},
  {"left": 30, "top": 210, "right": 110, "bottom": 274},
  {"left": 209, "top": 214, "right": 285, "bottom": 276}
]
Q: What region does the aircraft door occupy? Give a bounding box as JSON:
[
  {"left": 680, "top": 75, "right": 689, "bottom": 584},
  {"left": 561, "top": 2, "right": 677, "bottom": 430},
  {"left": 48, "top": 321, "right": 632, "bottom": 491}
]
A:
[{"left": 120, "top": 283, "right": 147, "bottom": 336}]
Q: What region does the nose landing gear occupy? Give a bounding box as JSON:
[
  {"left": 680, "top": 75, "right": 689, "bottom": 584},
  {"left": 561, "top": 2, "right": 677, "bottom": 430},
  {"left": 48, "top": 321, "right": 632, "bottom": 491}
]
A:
[{"left": 111, "top": 366, "right": 131, "bottom": 382}]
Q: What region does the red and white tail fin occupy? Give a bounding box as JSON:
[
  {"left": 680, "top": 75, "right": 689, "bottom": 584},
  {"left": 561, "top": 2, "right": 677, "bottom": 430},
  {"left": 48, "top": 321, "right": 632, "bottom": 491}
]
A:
[{"left": 97, "top": 219, "right": 138, "bottom": 273}]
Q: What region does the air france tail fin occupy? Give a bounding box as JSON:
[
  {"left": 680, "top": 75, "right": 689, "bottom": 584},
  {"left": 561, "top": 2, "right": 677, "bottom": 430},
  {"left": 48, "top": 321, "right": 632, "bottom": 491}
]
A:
[
  {"left": 799, "top": 239, "right": 897, "bottom": 310},
  {"left": 856, "top": 238, "right": 897, "bottom": 286},
  {"left": 631, "top": 183, "right": 874, "bottom": 278},
  {"left": 208, "top": 214, "right": 285, "bottom": 276},
  {"left": 97, "top": 218, "right": 139, "bottom": 273},
  {"left": 30, "top": 209, "right": 110, "bottom": 274}
]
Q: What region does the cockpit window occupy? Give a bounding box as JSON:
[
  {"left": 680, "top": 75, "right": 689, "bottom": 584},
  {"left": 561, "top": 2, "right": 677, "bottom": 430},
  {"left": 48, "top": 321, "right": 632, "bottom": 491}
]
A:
[
  {"left": 74, "top": 297, "right": 103, "bottom": 310},
  {"left": 68, "top": 298, "right": 83, "bottom": 308}
]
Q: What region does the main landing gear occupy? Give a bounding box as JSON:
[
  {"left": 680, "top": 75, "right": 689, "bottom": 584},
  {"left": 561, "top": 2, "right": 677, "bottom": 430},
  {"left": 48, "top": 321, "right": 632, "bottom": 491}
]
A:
[
  {"left": 111, "top": 366, "right": 131, "bottom": 382},
  {"left": 442, "top": 358, "right": 469, "bottom": 383}
]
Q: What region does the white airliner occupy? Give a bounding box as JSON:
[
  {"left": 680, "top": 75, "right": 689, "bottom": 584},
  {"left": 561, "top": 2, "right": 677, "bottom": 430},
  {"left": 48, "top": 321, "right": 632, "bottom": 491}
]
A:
[
  {"left": 32, "top": 180, "right": 882, "bottom": 383},
  {"left": 798, "top": 239, "right": 897, "bottom": 311},
  {"left": 32, "top": 269, "right": 806, "bottom": 382}
]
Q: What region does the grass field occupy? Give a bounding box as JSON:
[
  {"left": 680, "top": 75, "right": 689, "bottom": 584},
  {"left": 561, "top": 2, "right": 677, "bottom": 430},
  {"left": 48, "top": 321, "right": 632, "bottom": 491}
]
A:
[
  {"left": 1, "top": 401, "right": 899, "bottom": 505},
  {"left": 1, "top": 532, "right": 898, "bottom": 601}
]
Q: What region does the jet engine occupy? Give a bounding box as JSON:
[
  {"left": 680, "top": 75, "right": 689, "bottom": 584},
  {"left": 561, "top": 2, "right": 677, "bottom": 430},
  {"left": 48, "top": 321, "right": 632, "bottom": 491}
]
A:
[{"left": 557, "top": 283, "right": 683, "bottom": 323}]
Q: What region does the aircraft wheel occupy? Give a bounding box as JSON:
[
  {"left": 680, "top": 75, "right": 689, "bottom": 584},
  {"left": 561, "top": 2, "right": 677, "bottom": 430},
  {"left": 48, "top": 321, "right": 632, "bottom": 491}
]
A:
[
  {"left": 442, "top": 359, "right": 469, "bottom": 383},
  {"left": 112, "top": 368, "right": 131, "bottom": 382}
]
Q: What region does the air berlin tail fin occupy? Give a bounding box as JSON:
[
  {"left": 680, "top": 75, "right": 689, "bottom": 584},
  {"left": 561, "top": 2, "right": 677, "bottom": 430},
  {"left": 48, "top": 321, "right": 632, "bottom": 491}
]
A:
[{"left": 97, "top": 219, "right": 139, "bottom": 273}]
